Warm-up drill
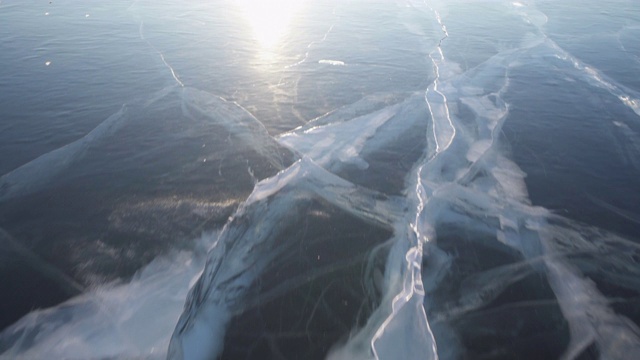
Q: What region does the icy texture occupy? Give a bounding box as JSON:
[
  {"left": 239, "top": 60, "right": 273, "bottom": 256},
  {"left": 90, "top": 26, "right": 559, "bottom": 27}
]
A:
[
  {"left": 0, "top": 234, "right": 217, "bottom": 360},
  {"left": 0, "top": 106, "right": 128, "bottom": 202},
  {"left": 170, "top": 2, "right": 640, "bottom": 360},
  {"left": 1, "top": 0, "right": 640, "bottom": 359}
]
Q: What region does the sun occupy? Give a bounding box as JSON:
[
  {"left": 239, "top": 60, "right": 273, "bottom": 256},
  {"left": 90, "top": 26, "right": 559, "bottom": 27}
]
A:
[{"left": 236, "top": 0, "right": 305, "bottom": 48}]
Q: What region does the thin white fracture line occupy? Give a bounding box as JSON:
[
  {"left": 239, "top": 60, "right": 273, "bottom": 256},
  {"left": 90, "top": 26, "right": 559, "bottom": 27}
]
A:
[
  {"left": 514, "top": 5, "right": 640, "bottom": 118},
  {"left": 424, "top": 4, "right": 455, "bottom": 153},
  {"left": 285, "top": 23, "right": 335, "bottom": 69},
  {"left": 139, "top": 21, "right": 184, "bottom": 87},
  {"left": 158, "top": 51, "right": 184, "bottom": 88}
]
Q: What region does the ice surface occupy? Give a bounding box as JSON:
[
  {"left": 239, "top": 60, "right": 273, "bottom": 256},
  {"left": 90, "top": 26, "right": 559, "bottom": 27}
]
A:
[
  {"left": 168, "top": 158, "right": 402, "bottom": 359},
  {"left": 0, "top": 233, "right": 218, "bottom": 360},
  {"left": 2, "top": 1, "right": 640, "bottom": 359},
  {"left": 0, "top": 86, "right": 294, "bottom": 324},
  {"left": 278, "top": 94, "right": 430, "bottom": 194},
  {"left": 0, "top": 106, "right": 128, "bottom": 202}
]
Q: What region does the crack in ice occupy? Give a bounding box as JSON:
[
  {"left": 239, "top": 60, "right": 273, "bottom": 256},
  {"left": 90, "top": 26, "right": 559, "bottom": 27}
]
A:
[
  {"left": 514, "top": 3, "right": 640, "bottom": 118},
  {"left": 285, "top": 23, "right": 335, "bottom": 69},
  {"left": 424, "top": 3, "right": 455, "bottom": 154},
  {"left": 138, "top": 21, "right": 184, "bottom": 88}
]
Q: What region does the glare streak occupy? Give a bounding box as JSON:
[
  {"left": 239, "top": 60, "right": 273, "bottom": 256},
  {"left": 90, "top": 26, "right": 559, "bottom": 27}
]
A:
[{"left": 238, "top": 0, "right": 305, "bottom": 49}]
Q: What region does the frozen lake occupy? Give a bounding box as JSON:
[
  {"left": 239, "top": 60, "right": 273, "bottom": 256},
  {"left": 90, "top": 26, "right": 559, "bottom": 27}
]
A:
[{"left": 1, "top": 0, "right": 640, "bottom": 359}]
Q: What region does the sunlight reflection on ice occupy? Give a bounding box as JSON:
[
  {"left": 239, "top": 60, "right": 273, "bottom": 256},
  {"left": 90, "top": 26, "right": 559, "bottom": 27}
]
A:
[{"left": 236, "top": 0, "right": 305, "bottom": 49}]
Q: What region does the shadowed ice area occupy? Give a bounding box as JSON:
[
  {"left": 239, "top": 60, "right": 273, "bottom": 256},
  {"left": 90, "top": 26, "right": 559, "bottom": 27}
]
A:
[
  {"left": 0, "top": 86, "right": 295, "bottom": 329},
  {"left": 1, "top": 0, "right": 640, "bottom": 359}
]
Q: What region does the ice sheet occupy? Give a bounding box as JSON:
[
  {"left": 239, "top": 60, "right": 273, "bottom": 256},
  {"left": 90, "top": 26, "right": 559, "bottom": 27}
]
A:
[{"left": 1, "top": 1, "right": 640, "bottom": 360}]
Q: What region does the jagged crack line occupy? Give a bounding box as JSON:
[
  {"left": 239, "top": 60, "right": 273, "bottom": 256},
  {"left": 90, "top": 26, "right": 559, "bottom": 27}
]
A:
[
  {"left": 368, "top": 144, "right": 438, "bottom": 359},
  {"left": 138, "top": 21, "right": 184, "bottom": 87},
  {"left": 424, "top": 3, "right": 455, "bottom": 154},
  {"left": 371, "top": 3, "right": 453, "bottom": 359},
  {"left": 285, "top": 23, "right": 335, "bottom": 69},
  {"left": 515, "top": 5, "right": 640, "bottom": 118}
]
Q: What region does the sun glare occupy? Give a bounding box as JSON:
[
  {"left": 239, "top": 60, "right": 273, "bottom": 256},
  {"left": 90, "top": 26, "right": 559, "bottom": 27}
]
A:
[{"left": 236, "top": 0, "right": 304, "bottom": 48}]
